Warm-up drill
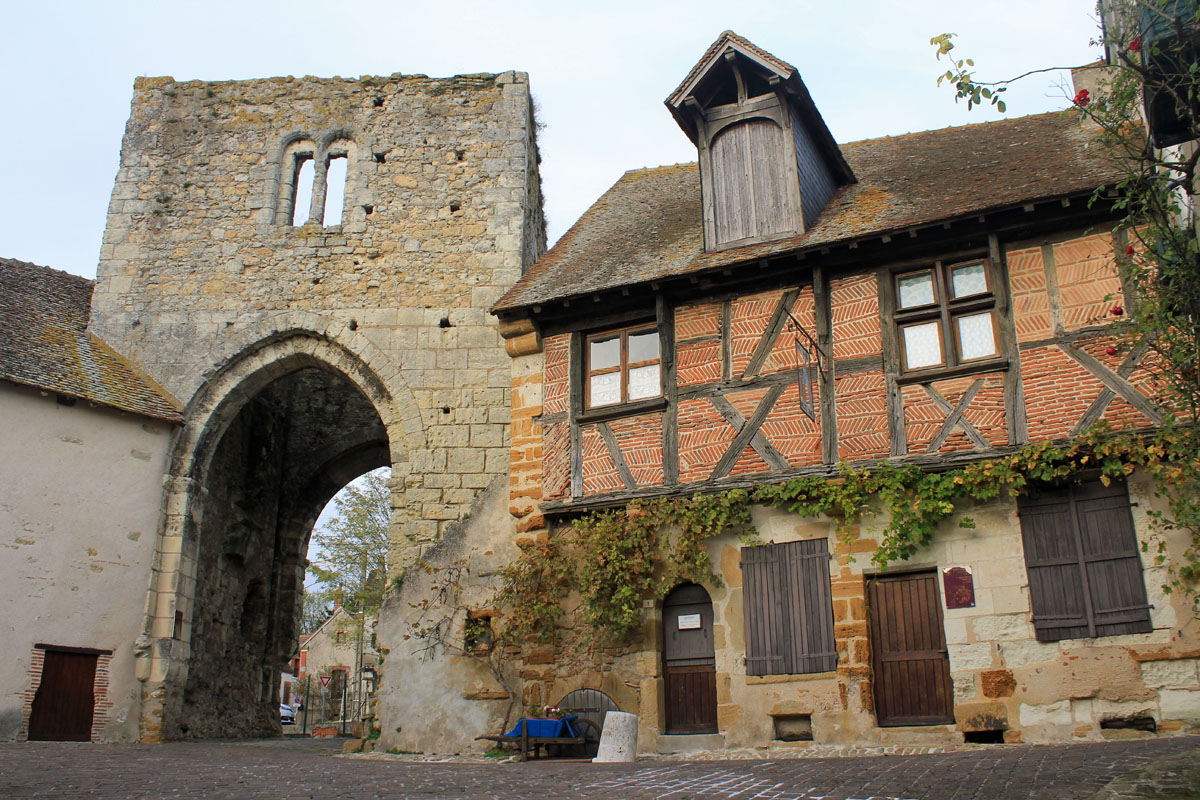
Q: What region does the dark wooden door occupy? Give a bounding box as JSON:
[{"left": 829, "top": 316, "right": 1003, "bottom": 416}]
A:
[
  {"left": 663, "top": 584, "right": 717, "bottom": 734},
  {"left": 28, "top": 650, "right": 98, "bottom": 741},
  {"left": 868, "top": 572, "right": 953, "bottom": 727}
]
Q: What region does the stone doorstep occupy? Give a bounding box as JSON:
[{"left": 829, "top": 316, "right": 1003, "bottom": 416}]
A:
[{"left": 656, "top": 733, "right": 726, "bottom": 754}]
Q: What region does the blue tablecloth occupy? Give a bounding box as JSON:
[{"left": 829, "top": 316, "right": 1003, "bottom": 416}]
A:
[{"left": 504, "top": 715, "right": 579, "bottom": 738}]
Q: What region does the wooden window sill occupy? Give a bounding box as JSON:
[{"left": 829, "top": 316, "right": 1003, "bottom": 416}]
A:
[
  {"left": 577, "top": 396, "right": 667, "bottom": 424},
  {"left": 745, "top": 671, "right": 837, "bottom": 685},
  {"left": 894, "top": 358, "right": 1008, "bottom": 386}
]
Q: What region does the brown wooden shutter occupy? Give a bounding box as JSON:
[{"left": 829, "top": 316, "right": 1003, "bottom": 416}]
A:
[
  {"left": 1018, "top": 479, "right": 1151, "bottom": 642},
  {"left": 741, "top": 540, "right": 837, "bottom": 675},
  {"left": 781, "top": 539, "right": 838, "bottom": 673},
  {"left": 741, "top": 544, "right": 787, "bottom": 676},
  {"left": 1074, "top": 480, "right": 1153, "bottom": 637}
]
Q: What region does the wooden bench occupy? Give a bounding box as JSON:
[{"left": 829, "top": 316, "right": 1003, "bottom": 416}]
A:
[
  {"left": 475, "top": 730, "right": 586, "bottom": 761},
  {"left": 476, "top": 716, "right": 589, "bottom": 761}
]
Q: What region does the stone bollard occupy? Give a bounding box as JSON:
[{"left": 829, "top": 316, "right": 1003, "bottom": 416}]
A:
[{"left": 592, "top": 711, "right": 638, "bottom": 762}]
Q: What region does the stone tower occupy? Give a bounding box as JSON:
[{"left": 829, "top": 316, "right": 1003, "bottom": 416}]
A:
[{"left": 88, "top": 71, "right": 544, "bottom": 739}]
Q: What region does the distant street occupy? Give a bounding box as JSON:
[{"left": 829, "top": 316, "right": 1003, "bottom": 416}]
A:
[{"left": 1, "top": 735, "right": 1197, "bottom": 799}]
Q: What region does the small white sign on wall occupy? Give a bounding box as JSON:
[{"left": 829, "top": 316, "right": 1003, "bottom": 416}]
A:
[{"left": 677, "top": 613, "right": 702, "bottom": 630}]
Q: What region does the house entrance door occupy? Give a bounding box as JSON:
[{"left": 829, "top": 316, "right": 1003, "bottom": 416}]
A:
[
  {"left": 868, "top": 571, "right": 954, "bottom": 726},
  {"left": 28, "top": 650, "right": 98, "bottom": 741},
  {"left": 662, "top": 583, "right": 718, "bottom": 734}
]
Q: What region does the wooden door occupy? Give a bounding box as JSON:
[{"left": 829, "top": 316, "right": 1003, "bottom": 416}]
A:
[
  {"left": 662, "top": 584, "right": 717, "bottom": 734},
  {"left": 28, "top": 650, "right": 98, "bottom": 741},
  {"left": 868, "top": 572, "right": 953, "bottom": 727}
]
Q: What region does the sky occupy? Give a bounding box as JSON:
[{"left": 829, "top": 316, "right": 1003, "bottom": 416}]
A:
[{"left": 3, "top": 0, "right": 1105, "bottom": 281}]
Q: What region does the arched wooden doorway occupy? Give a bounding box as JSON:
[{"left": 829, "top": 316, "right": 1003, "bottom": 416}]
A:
[{"left": 662, "top": 583, "right": 717, "bottom": 734}]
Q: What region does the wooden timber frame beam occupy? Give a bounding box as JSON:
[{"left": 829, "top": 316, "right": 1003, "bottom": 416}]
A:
[{"left": 498, "top": 191, "right": 1125, "bottom": 511}]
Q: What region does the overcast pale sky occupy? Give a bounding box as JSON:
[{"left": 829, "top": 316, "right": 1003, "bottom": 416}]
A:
[{"left": 3, "top": 1, "right": 1102, "bottom": 280}]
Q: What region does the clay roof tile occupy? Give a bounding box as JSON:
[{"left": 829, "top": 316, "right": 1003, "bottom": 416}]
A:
[
  {"left": 493, "top": 111, "right": 1120, "bottom": 314},
  {"left": 0, "top": 258, "right": 181, "bottom": 421}
]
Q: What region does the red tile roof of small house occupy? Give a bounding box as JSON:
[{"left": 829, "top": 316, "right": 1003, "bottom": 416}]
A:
[
  {"left": 492, "top": 111, "right": 1122, "bottom": 315},
  {"left": 0, "top": 258, "right": 181, "bottom": 421}
]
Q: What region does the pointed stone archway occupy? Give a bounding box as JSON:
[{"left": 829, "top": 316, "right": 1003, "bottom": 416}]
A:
[{"left": 136, "top": 330, "right": 421, "bottom": 740}]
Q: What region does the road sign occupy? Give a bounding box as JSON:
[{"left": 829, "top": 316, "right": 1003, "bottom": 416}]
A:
[{"left": 319, "top": 675, "right": 331, "bottom": 688}]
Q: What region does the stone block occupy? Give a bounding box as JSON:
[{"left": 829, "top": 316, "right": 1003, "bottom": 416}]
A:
[
  {"left": 998, "top": 639, "right": 1059, "bottom": 668},
  {"left": 1158, "top": 688, "right": 1200, "bottom": 719},
  {"left": 981, "top": 669, "right": 1016, "bottom": 698},
  {"left": 447, "top": 448, "right": 485, "bottom": 473},
  {"left": 1140, "top": 659, "right": 1200, "bottom": 690},
  {"left": 948, "top": 642, "right": 995, "bottom": 671},
  {"left": 1019, "top": 699, "right": 1072, "bottom": 727},
  {"left": 955, "top": 702, "right": 1008, "bottom": 731},
  {"left": 970, "top": 614, "right": 1031, "bottom": 642}
]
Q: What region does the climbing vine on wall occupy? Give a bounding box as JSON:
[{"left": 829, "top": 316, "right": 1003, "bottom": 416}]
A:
[{"left": 494, "top": 421, "right": 1198, "bottom": 645}]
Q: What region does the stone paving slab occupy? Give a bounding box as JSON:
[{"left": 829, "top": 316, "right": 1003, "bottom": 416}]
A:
[{"left": 0, "top": 735, "right": 1196, "bottom": 799}]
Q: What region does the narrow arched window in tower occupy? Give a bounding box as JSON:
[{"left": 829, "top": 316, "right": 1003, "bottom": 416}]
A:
[
  {"left": 292, "top": 157, "right": 315, "bottom": 227},
  {"left": 322, "top": 155, "right": 348, "bottom": 227}
]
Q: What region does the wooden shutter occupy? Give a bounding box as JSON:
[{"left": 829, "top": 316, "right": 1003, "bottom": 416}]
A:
[
  {"left": 710, "top": 119, "right": 798, "bottom": 245},
  {"left": 741, "top": 539, "right": 837, "bottom": 675},
  {"left": 781, "top": 540, "right": 838, "bottom": 673},
  {"left": 741, "top": 543, "right": 787, "bottom": 676},
  {"left": 1074, "top": 480, "right": 1153, "bottom": 637},
  {"left": 1018, "top": 479, "right": 1151, "bottom": 642}
]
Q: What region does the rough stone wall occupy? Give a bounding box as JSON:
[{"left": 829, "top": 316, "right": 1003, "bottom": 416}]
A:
[
  {"left": 374, "top": 478, "right": 524, "bottom": 754},
  {"left": 497, "top": 479, "right": 1199, "bottom": 751},
  {"left": 87, "top": 70, "right": 544, "bottom": 740},
  {"left": 90, "top": 70, "right": 544, "bottom": 559}
]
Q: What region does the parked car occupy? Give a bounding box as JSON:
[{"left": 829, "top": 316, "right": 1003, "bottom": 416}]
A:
[{"left": 280, "top": 704, "right": 296, "bottom": 725}]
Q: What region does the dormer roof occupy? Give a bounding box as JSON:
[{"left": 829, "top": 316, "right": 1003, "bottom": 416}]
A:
[
  {"left": 665, "top": 30, "right": 855, "bottom": 185},
  {"left": 491, "top": 111, "right": 1122, "bottom": 316}
]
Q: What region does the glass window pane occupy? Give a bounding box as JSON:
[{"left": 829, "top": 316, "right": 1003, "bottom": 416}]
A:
[
  {"left": 951, "top": 262, "right": 987, "bottom": 298},
  {"left": 897, "top": 272, "right": 935, "bottom": 309},
  {"left": 957, "top": 312, "right": 996, "bottom": 360},
  {"left": 903, "top": 321, "right": 943, "bottom": 369},
  {"left": 589, "top": 336, "right": 620, "bottom": 370},
  {"left": 628, "top": 364, "right": 661, "bottom": 400},
  {"left": 628, "top": 330, "right": 659, "bottom": 363},
  {"left": 589, "top": 371, "right": 620, "bottom": 407}
]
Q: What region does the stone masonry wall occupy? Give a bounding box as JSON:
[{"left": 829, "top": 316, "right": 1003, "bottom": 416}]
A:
[
  {"left": 87, "top": 71, "right": 544, "bottom": 740},
  {"left": 89, "top": 70, "right": 545, "bottom": 560}
]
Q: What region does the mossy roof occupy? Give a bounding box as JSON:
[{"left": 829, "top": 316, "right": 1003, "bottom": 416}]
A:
[
  {"left": 0, "top": 258, "right": 181, "bottom": 421},
  {"left": 493, "top": 111, "right": 1122, "bottom": 314}
]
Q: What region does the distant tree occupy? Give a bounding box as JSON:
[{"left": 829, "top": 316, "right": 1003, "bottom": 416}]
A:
[
  {"left": 308, "top": 468, "right": 391, "bottom": 616},
  {"left": 299, "top": 591, "right": 333, "bottom": 635}
]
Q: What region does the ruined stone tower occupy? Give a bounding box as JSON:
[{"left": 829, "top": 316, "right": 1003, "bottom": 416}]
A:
[{"left": 87, "top": 71, "right": 544, "bottom": 738}]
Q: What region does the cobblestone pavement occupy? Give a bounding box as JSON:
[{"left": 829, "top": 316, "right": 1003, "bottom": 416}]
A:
[{"left": 1, "top": 735, "right": 1197, "bottom": 799}]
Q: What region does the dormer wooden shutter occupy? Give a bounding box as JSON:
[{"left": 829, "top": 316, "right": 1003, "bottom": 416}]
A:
[
  {"left": 1018, "top": 479, "right": 1152, "bottom": 642},
  {"left": 741, "top": 539, "right": 837, "bottom": 675}
]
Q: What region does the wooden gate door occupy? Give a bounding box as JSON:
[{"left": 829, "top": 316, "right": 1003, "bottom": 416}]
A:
[
  {"left": 28, "top": 650, "right": 98, "bottom": 741},
  {"left": 662, "top": 584, "right": 717, "bottom": 734},
  {"left": 868, "top": 571, "right": 954, "bottom": 726}
]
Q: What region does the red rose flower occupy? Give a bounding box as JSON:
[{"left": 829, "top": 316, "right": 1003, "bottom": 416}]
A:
[
  {"left": 1105, "top": 347, "right": 1118, "bottom": 356},
  {"left": 1111, "top": 305, "right": 1124, "bottom": 316},
  {"left": 1074, "top": 89, "right": 1091, "bottom": 107},
  {"left": 1125, "top": 245, "right": 1135, "bottom": 255},
  {"left": 1130, "top": 35, "right": 1142, "bottom": 52}
]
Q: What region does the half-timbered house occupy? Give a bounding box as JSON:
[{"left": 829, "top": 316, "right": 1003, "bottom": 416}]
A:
[{"left": 490, "top": 32, "right": 1200, "bottom": 750}]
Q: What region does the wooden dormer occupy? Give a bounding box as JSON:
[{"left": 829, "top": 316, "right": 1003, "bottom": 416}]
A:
[{"left": 666, "top": 31, "right": 855, "bottom": 251}]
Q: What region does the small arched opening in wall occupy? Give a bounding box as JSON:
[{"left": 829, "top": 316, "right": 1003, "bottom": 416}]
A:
[
  {"left": 140, "top": 332, "right": 403, "bottom": 741},
  {"left": 275, "top": 134, "right": 358, "bottom": 228}
]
